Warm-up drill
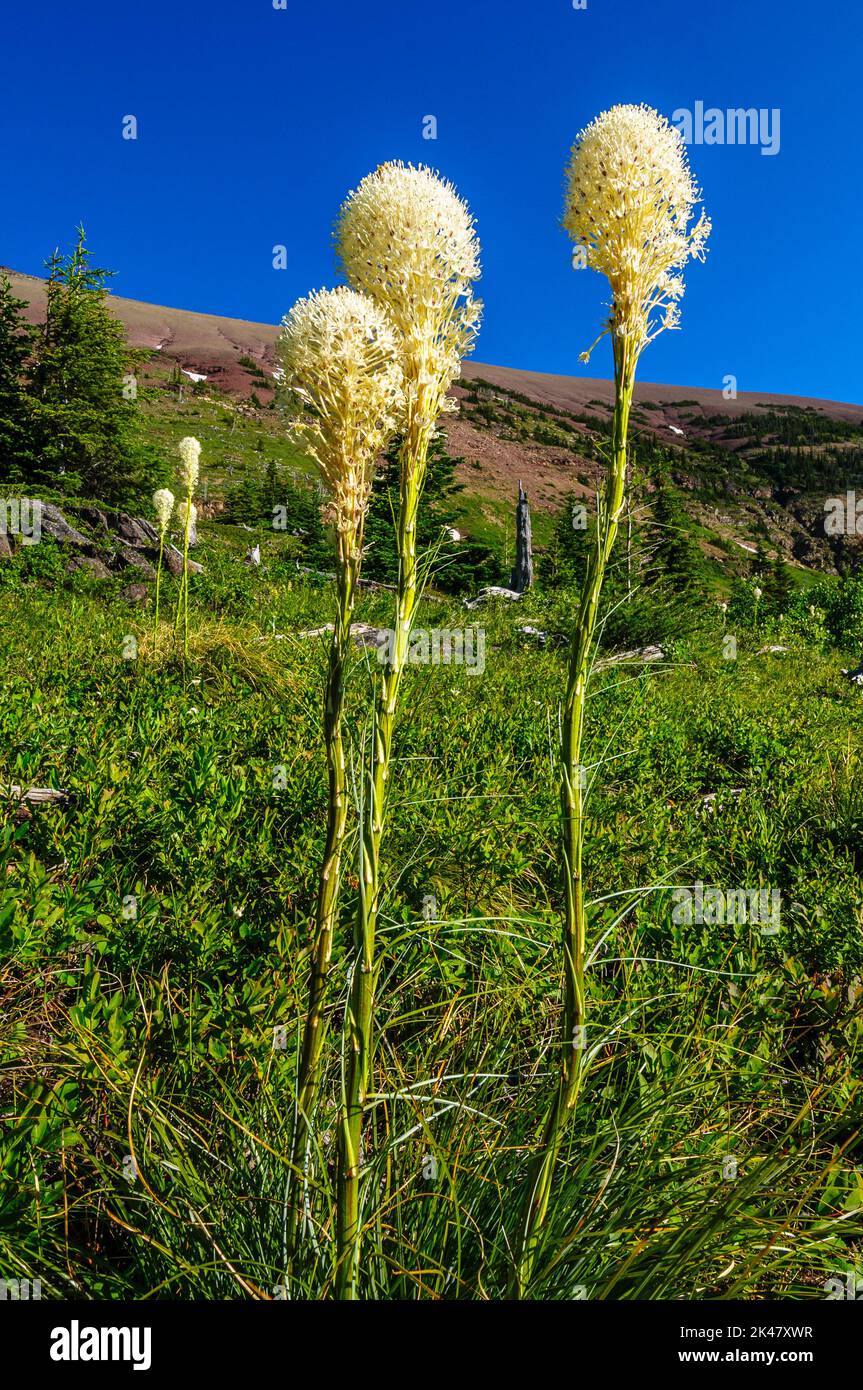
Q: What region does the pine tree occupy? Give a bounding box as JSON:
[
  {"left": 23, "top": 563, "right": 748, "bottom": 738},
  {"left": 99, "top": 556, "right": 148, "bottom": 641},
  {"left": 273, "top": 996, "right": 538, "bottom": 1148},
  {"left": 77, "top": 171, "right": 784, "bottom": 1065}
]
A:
[
  {"left": 0, "top": 271, "right": 35, "bottom": 479},
  {"left": 27, "top": 227, "right": 159, "bottom": 502}
]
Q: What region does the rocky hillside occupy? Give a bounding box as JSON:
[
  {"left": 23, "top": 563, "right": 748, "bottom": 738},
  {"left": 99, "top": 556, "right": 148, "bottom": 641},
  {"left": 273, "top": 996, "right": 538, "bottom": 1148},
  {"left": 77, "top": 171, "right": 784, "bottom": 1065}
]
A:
[{"left": 6, "top": 266, "right": 863, "bottom": 579}]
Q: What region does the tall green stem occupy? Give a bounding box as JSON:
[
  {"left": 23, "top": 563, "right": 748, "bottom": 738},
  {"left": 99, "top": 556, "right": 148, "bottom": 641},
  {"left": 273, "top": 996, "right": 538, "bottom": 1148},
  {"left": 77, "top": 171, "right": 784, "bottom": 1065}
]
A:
[
  {"left": 512, "top": 335, "right": 636, "bottom": 1297},
  {"left": 153, "top": 532, "right": 165, "bottom": 639},
  {"left": 336, "top": 423, "right": 430, "bottom": 1299},
  {"left": 182, "top": 499, "right": 191, "bottom": 660},
  {"left": 288, "top": 527, "right": 360, "bottom": 1254}
]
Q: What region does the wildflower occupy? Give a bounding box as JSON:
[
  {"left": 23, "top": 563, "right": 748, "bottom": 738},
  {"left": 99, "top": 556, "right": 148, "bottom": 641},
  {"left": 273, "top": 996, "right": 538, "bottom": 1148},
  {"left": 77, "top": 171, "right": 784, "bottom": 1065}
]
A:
[
  {"left": 336, "top": 162, "right": 481, "bottom": 432},
  {"left": 175, "top": 501, "right": 198, "bottom": 530},
  {"left": 754, "top": 585, "right": 763, "bottom": 601},
  {"left": 514, "top": 106, "right": 709, "bottom": 1297},
  {"left": 153, "top": 487, "right": 174, "bottom": 534},
  {"left": 334, "top": 162, "right": 482, "bottom": 1297},
  {"left": 278, "top": 286, "right": 403, "bottom": 536},
  {"left": 278, "top": 286, "right": 404, "bottom": 1256},
  {"left": 564, "top": 104, "right": 710, "bottom": 359},
  {"left": 178, "top": 436, "right": 201, "bottom": 490},
  {"left": 152, "top": 487, "right": 175, "bottom": 637},
  {"left": 175, "top": 439, "right": 202, "bottom": 658}
]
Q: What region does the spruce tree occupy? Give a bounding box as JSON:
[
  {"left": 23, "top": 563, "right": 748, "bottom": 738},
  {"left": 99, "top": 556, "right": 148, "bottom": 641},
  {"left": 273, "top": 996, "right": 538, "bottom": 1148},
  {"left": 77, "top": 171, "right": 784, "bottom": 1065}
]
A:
[{"left": 0, "top": 271, "right": 35, "bottom": 479}]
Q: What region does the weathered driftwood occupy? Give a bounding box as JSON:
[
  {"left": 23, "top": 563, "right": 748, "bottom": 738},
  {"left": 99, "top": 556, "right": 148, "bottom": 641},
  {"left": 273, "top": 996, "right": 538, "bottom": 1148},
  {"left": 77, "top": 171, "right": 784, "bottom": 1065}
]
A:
[
  {"left": 297, "top": 565, "right": 443, "bottom": 601},
  {"left": 4, "top": 785, "right": 69, "bottom": 805},
  {"left": 595, "top": 645, "right": 666, "bottom": 670}
]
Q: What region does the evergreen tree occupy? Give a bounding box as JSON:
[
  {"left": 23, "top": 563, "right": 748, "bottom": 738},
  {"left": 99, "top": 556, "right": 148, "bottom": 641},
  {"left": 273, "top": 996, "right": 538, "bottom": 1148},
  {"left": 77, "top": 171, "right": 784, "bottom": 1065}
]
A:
[
  {"left": 765, "top": 550, "right": 794, "bottom": 611},
  {"left": 750, "top": 538, "right": 771, "bottom": 579},
  {"left": 539, "top": 491, "right": 591, "bottom": 589},
  {"left": 649, "top": 469, "right": 701, "bottom": 592},
  {"left": 27, "top": 228, "right": 159, "bottom": 502},
  {"left": 363, "top": 431, "right": 500, "bottom": 592},
  {"left": 0, "top": 271, "right": 35, "bottom": 479}
]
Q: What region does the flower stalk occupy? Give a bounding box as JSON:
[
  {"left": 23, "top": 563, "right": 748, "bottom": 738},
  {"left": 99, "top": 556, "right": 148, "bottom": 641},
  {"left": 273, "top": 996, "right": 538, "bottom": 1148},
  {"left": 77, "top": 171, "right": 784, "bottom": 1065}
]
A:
[
  {"left": 512, "top": 105, "right": 709, "bottom": 1296},
  {"left": 152, "top": 487, "right": 174, "bottom": 642},
  {"left": 333, "top": 162, "right": 480, "bottom": 1297},
  {"left": 174, "top": 437, "right": 200, "bottom": 659},
  {"left": 276, "top": 287, "right": 403, "bottom": 1260}
]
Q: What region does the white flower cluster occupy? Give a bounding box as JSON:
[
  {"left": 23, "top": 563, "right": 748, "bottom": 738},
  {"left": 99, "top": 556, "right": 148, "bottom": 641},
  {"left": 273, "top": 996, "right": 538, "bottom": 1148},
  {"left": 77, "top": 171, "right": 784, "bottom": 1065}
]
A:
[
  {"left": 177, "top": 436, "right": 201, "bottom": 490},
  {"left": 152, "top": 487, "right": 175, "bottom": 534},
  {"left": 564, "top": 104, "right": 710, "bottom": 356},
  {"left": 336, "top": 162, "right": 481, "bottom": 428},
  {"left": 278, "top": 286, "right": 403, "bottom": 536}
]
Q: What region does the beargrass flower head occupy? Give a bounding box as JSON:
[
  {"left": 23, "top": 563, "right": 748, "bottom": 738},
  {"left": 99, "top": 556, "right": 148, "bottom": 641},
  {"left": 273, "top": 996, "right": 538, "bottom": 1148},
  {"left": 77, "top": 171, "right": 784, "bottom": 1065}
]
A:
[
  {"left": 564, "top": 104, "right": 710, "bottom": 360},
  {"left": 336, "top": 162, "right": 481, "bottom": 423},
  {"left": 278, "top": 286, "right": 403, "bottom": 537},
  {"left": 175, "top": 499, "right": 197, "bottom": 527},
  {"left": 177, "top": 436, "right": 201, "bottom": 490},
  {"left": 153, "top": 487, "right": 174, "bottom": 534},
  {"left": 753, "top": 585, "right": 763, "bottom": 602}
]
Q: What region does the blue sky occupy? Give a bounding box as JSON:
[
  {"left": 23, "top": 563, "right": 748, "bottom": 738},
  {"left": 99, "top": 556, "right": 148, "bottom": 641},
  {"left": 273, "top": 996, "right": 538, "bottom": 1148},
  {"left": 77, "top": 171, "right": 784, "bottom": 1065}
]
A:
[{"left": 2, "top": 0, "right": 860, "bottom": 401}]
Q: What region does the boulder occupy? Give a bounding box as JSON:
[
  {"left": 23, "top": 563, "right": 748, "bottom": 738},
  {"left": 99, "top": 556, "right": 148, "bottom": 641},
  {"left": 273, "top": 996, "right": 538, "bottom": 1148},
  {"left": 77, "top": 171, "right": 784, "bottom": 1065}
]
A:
[
  {"left": 841, "top": 662, "right": 863, "bottom": 686},
  {"left": 74, "top": 506, "right": 110, "bottom": 532},
  {"left": 162, "top": 543, "right": 203, "bottom": 577},
  {"left": 119, "top": 582, "right": 151, "bottom": 605},
  {"left": 109, "top": 545, "right": 156, "bottom": 578},
  {"left": 297, "top": 623, "right": 392, "bottom": 652},
  {"left": 66, "top": 554, "right": 112, "bottom": 580},
  {"left": 40, "top": 502, "right": 91, "bottom": 547},
  {"left": 111, "top": 512, "right": 159, "bottom": 547},
  {"left": 464, "top": 586, "right": 523, "bottom": 610}
]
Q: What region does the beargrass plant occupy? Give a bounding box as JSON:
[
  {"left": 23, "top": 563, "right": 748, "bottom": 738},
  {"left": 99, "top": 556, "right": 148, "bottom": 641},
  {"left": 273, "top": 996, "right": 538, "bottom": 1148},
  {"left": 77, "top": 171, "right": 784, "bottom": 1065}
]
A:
[
  {"left": 276, "top": 286, "right": 403, "bottom": 1253},
  {"left": 512, "top": 105, "right": 711, "bottom": 1295},
  {"left": 174, "top": 435, "right": 201, "bottom": 659},
  {"left": 333, "top": 162, "right": 481, "bottom": 1296},
  {"left": 152, "top": 486, "right": 174, "bottom": 638}
]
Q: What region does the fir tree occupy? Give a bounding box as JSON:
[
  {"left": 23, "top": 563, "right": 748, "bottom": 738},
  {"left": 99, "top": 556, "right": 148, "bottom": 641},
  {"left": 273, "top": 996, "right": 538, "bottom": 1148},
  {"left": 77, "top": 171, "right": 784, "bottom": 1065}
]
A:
[
  {"left": 27, "top": 227, "right": 160, "bottom": 502},
  {"left": 539, "top": 492, "right": 591, "bottom": 589}
]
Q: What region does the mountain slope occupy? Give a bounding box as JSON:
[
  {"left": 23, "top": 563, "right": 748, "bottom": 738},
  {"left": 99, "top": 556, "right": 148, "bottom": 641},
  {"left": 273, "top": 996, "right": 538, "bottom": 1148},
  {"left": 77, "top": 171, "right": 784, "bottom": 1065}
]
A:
[{"left": 6, "top": 267, "right": 862, "bottom": 577}]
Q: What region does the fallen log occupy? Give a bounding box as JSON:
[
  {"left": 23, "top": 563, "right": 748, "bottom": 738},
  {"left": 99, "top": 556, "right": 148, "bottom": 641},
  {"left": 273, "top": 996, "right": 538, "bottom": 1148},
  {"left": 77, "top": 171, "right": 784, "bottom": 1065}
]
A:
[{"left": 3, "top": 785, "right": 69, "bottom": 805}]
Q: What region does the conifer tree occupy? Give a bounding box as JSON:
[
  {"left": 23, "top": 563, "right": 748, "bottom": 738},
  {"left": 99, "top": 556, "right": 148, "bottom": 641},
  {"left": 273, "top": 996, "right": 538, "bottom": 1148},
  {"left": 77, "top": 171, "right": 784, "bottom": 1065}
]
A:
[
  {"left": 28, "top": 227, "right": 159, "bottom": 502},
  {"left": 0, "top": 271, "right": 35, "bottom": 478},
  {"left": 649, "top": 468, "right": 701, "bottom": 592}
]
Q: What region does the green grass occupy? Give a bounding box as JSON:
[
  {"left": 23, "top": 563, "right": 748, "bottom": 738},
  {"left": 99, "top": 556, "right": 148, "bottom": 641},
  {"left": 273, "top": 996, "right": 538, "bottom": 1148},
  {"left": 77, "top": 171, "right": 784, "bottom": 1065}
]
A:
[{"left": 1, "top": 524, "right": 861, "bottom": 1298}]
